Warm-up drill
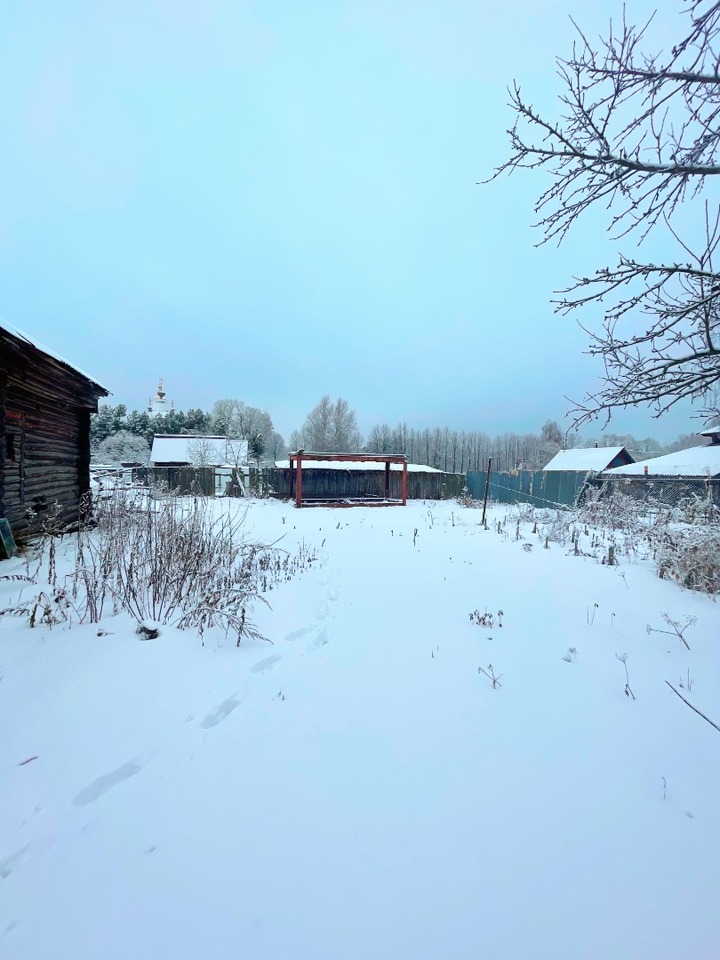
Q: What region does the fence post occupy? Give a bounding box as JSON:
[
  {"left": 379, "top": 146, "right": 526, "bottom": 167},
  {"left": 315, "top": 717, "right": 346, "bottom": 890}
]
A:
[
  {"left": 295, "top": 454, "right": 303, "bottom": 507},
  {"left": 481, "top": 457, "right": 492, "bottom": 528}
]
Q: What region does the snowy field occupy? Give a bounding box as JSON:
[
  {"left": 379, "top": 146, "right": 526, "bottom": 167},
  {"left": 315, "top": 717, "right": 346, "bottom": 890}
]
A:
[{"left": 1, "top": 497, "right": 719, "bottom": 960}]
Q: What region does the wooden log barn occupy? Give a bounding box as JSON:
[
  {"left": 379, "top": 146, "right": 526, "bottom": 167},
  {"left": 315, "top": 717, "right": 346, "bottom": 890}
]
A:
[{"left": 0, "top": 323, "right": 109, "bottom": 546}]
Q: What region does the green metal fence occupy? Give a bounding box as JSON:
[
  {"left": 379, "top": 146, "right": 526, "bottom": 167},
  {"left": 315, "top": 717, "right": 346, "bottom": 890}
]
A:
[{"left": 466, "top": 470, "right": 594, "bottom": 509}]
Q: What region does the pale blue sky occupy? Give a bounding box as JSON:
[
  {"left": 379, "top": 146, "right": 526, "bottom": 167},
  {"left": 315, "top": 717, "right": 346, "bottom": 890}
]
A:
[{"left": 0, "top": 0, "right": 702, "bottom": 442}]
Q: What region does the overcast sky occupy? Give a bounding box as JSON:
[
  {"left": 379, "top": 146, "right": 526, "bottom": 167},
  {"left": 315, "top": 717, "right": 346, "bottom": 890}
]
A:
[{"left": 0, "top": 0, "right": 705, "bottom": 443}]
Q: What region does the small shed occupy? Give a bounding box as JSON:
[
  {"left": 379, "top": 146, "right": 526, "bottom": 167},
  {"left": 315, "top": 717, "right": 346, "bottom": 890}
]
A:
[
  {"left": 601, "top": 441, "right": 720, "bottom": 509},
  {"left": 602, "top": 444, "right": 720, "bottom": 479},
  {"left": 542, "top": 446, "right": 635, "bottom": 472},
  {"left": 149, "top": 435, "right": 246, "bottom": 467},
  {"left": 273, "top": 457, "right": 464, "bottom": 503},
  {"left": 1, "top": 322, "right": 109, "bottom": 543},
  {"left": 148, "top": 435, "right": 249, "bottom": 497}
]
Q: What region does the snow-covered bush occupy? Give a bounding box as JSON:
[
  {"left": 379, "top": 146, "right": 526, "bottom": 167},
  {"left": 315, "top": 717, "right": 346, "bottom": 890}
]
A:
[
  {"left": 577, "top": 486, "right": 651, "bottom": 532},
  {"left": 64, "top": 487, "right": 313, "bottom": 641},
  {"left": 93, "top": 430, "right": 150, "bottom": 466},
  {"left": 654, "top": 527, "right": 720, "bottom": 595}
]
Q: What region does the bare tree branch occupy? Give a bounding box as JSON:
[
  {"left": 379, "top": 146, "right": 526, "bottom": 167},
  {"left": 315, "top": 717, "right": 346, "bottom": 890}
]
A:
[{"left": 487, "top": 0, "right": 720, "bottom": 425}]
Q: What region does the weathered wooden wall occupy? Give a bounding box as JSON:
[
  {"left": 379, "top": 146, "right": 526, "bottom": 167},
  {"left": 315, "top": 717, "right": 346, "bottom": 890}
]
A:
[
  {"left": 1, "top": 330, "right": 107, "bottom": 540},
  {"left": 269, "top": 467, "right": 465, "bottom": 501},
  {"left": 139, "top": 466, "right": 465, "bottom": 501},
  {"left": 143, "top": 466, "right": 217, "bottom": 496}
]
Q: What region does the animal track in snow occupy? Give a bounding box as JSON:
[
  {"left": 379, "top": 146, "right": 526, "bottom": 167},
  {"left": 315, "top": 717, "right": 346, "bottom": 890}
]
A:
[{"left": 284, "top": 626, "right": 314, "bottom": 643}]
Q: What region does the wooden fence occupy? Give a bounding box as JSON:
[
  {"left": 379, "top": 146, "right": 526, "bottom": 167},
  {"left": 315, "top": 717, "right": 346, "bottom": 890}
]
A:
[
  {"left": 139, "top": 466, "right": 465, "bottom": 501},
  {"left": 265, "top": 467, "right": 465, "bottom": 501}
]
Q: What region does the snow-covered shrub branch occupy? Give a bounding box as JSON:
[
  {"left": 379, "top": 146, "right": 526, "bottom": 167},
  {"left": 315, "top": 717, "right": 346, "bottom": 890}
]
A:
[
  {"left": 69, "top": 487, "right": 317, "bottom": 642},
  {"left": 485, "top": 491, "right": 720, "bottom": 596}
]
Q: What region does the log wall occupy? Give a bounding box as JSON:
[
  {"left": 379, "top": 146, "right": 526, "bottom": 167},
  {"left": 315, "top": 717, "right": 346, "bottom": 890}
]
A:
[{"left": 0, "top": 329, "right": 107, "bottom": 540}]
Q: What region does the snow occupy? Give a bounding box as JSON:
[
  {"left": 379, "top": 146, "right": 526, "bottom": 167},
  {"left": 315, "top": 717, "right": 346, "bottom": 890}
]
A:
[
  {"left": 0, "top": 320, "right": 109, "bottom": 393},
  {"left": 2, "top": 498, "right": 719, "bottom": 960},
  {"left": 276, "top": 458, "right": 443, "bottom": 472},
  {"left": 605, "top": 444, "right": 720, "bottom": 477},
  {"left": 543, "top": 446, "right": 630, "bottom": 472},
  {"left": 149, "top": 435, "right": 245, "bottom": 466}
]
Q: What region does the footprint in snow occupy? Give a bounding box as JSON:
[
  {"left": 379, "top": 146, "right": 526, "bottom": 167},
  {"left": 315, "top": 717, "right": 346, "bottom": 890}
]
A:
[
  {"left": 200, "top": 694, "right": 247, "bottom": 729},
  {"left": 0, "top": 844, "right": 31, "bottom": 880},
  {"left": 311, "top": 627, "right": 330, "bottom": 649},
  {"left": 251, "top": 653, "right": 283, "bottom": 673},
  {"left": 284, "top": 626, "right": 314, "bottom": 643},
  {"left": 73, "top": 760, "right": 142, "bottom": 807}
]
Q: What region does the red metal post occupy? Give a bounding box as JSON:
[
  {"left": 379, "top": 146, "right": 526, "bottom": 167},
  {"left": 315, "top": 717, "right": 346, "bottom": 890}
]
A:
[
  {"left": 385, "top": 461, "right": 390, "bottom": 499},
  {"left": 401, "top": 460, "right": 408, "bottom": 505},
  {"left": 295, "top": 454, "right": 303, "bottom": 507}
]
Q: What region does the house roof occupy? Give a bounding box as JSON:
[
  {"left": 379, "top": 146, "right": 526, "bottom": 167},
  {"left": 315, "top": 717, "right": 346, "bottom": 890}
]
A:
[
  {"left": 150, "top": 435, "right": 246, "bottom": 466},
  {"left": 543, "top": 446, "right": 631, "bottom": 472},
  {"left": 0, "top": 321, "right": 109, "bottom": 393},
  {"left": 604, "top": 444, "right": 720, "bottom": 478}
]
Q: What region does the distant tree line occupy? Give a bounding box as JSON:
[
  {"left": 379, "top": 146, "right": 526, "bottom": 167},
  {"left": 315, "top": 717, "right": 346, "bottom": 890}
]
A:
[
  {"left": 91, "top": 394, "right": 709, "bottom": 472},
  {"left": 90, "top": 401, "right": 286, "bottom": 466}
]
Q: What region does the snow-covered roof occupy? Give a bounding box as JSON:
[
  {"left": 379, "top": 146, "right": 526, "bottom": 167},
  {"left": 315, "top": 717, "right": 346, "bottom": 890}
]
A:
[
  {"left": 604, "top": 444, "right": 720, "bottom": 477},
  {"left": 0, "top": 320, "right": 109, "bottom": 392},
  {"left": 150, "top": 435, "right": 246, "bottom": 466},
  {"left": 275, "top": 459, "right": 443, "bottom": 473},
  {"left": 543, "top": 446, "right": 629, "bottom": 472}
]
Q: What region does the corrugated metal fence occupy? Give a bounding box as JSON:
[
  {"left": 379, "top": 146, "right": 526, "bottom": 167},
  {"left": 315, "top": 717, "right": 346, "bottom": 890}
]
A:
[{"left": 466, "top": 470, "right": 593, "bottom": 509}]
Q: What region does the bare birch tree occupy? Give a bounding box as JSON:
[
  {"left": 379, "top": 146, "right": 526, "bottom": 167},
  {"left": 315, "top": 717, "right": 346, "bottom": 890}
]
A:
[{"left": 489, "top": 0, "right": 720, "bottom": 425}]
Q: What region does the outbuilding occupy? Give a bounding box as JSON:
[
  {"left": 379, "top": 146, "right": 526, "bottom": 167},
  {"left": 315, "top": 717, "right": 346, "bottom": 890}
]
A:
[
  {"left": 1, "top": 323, "right": 109, "bottom": 545},
  {"left": 542, "top": 446, "right": 635, "bottom": 472},
  {"left": 149, "top": 434, "right": 241, "bottom": 467},
  {"left": 601, "top": 435, "right": 720, "bottom": 511}
]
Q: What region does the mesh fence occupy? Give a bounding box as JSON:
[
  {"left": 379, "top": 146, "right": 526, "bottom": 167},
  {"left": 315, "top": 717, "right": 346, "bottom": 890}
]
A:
[
  {"left": 597, "top": 474, "right": 720, "bottom": 523},
  {"left": 466, "top": 469, "right": 720, "bottom": 522}
]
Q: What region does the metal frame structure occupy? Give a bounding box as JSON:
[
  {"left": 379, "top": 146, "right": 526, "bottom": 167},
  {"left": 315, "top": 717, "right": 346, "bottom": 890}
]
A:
[{"left": 288, "top": 452, "right": 408, "bottom": 508}]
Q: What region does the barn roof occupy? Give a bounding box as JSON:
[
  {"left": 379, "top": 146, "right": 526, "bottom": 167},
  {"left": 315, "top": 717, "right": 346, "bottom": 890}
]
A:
[
  {"left": 150, "top": 435, "right": 245, "bottom": 466},
  {"left": 604, "top": 444, "right": 720, "bottom": 478},
  {"left": 0, "top": 321, "right": 109, "bottom": 393},
  {"left": 542, "top": 446, "right": 631, "bottom": 472}
]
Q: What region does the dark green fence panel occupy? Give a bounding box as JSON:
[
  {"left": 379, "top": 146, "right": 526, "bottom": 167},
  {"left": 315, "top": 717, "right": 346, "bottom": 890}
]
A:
[{"left": 466, "top": 470, "right": 592, "bottom": 509}]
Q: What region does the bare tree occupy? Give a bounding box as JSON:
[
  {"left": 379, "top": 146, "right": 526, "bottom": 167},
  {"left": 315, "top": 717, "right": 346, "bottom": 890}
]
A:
[
  {"left": 211, "top": 399, "right": 274, "bottom": 441},
  {"left": 489, "top": 0, "right": 720, "bottom": 426},
  {"left": 186, "top": 436, "right": 222, "bottom": 468},
  {"left": 295, "top": 396, "right": 360, "bottom": 452}
]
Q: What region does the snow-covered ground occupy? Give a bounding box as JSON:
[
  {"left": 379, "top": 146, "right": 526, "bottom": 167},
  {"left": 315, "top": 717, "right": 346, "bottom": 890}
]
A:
[{"left": 1, "top": 498, "right": 719, "bottom": 960}]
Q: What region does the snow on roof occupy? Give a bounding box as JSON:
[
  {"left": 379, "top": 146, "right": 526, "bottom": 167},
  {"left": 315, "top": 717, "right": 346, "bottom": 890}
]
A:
[
  {"left": 0, "top": 320, "right": 109, "bottom": 392},
  {"left": 543, "top": 446, "right": 629, "bottom": 472},
  {"left": 150, "top": 435, "right": 246, "bottom": 466},
  {"left": 604, "top": 444, "right": 720, "bottom": 477},
  {"left": 275, "top": 459, "right": 443, "bottom": 473}
]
